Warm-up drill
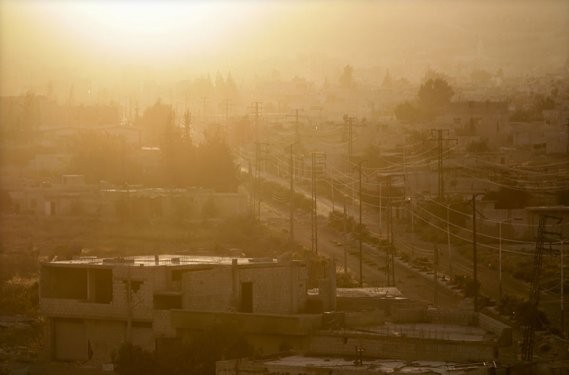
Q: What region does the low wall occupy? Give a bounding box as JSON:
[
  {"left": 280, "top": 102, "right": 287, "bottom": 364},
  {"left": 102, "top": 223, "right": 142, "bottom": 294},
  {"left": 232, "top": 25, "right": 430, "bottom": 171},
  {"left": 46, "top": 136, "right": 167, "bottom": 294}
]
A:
[
  {"left": 478, "top": 313, "right": 512, "bottom": 346},
  {"left": 345, "top": 310, "right": 385, "bottom": 327},
  {"left": 308, "top": 333, "right": 497, "bottom": 362},
  {"left": 427, "top": 308, "right": 477, "bottom": 326},
  {"left": 170, "top": 310, "right": 321, "bottom": 336}
]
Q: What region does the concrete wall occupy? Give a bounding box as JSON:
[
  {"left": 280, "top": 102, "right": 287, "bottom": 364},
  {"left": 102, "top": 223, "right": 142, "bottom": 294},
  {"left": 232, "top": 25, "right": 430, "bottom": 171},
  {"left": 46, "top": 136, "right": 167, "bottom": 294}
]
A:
[
  {"left": 170, "top": 310, "right": 321, "bottom": 336},
  {"left": 344, "top": 310, "right": 385, "bottom": 327},
  {"left": 171, "top": 310, "right": 320, "bottom": 357},
  {"left": 427, "top": 308, "right": 477, "bottom": 326},
  {"left": 239, "top": 264, "right": 307, "bottom": 314},
  {"left": 46, "top": 317, "right": 152, "bottom": 363},
  {"left": 180, "top": 263, "right": 308, "bottom": 315},
  {"left": 478, "top": 313, "right": 512, "bottom": 346},
  {"left": 153, "top": 310, "right": 176, "bottom": 338},
  {"left": 41, "top": 264, "right": 171, "bottom": 321},
  {"left": 182, "top": 267, "right": 234, "bottom": 311}
]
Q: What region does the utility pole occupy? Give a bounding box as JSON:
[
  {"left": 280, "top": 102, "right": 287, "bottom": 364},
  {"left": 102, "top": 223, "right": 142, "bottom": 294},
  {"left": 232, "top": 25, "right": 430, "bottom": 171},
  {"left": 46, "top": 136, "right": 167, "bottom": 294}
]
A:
[
  {"left": 499, "top": 220, "right": 503, "bottom": 301},
  {"left": 331, "top": 182, "right": 335, "bottom": 212},
  {"left": 344, "top": 115, "right": 354, "bottom": 167},
  {"left": 248, "top": 158, "right": 254, "bottom": 216},
  {"left": 522, "top": 213, "right": 563, "bottom": 361},
  {"left": 434, "top": 245, "right": 439, "bottom": 306},
  {"left": 343, "top": 194, "right": 348, "bottom": 274},
  {"left": 344, "top": 115, "right": 355, "bottom": 213},
  {"left": 437, "top": 129, "right": 443, "bottom": 199},
  {"left": 295, "top": 108, "right": 301, "bottom": 145},
  {"left": 472, "top": 194, "right": 480, "bottom": 312},
  {"left": 251, "top": 101, "right": 262, "bottom": 141},
  {"left": 254, "top": 142, "right": 269, "bottom": 222},
  {"left": 565, "top": 118, "right": 569, "bottom": 155},
  {"left": 286, "top": 108, "right": 303, "bottom": 145},
  {"left": 430, "top": 129, "right": 456, "bottom": 200},
  {"left": 403, "top": 143, "right": 408, "bottom": 198},
  {"left": 358, "top": 161, "right": 363, "bottom": 287},
  {"left": 386, "top": 175, "right": 395, "bottom": 286},
  {"left": 289, "top": 143, "right": 295, "bottom": 248},
  {"left": 561, "top": 241, "right": 565, "bottom": 337},
  {"left": 311, "top": 152, "right": 326, "bottom": 253},
  {"left": 377, "top": 179, "right": 382, "bottom": 238},
  {"left": 447, "top": 204, "right": 452, "bottom": 277}
]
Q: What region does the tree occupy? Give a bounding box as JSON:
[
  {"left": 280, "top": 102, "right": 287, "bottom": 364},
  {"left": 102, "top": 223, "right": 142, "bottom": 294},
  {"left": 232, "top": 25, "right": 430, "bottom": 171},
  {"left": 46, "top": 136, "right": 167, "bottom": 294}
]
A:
[
  {"left": 137, "top": 99, "right": 175, "bottom": 145},
  {"left": 195, "top": 128, "right": 239, "bottom": 192},
  {"left": 417, "top": 78, "right": 454, "bottom": 109},
  {"left": 160, "top": 131, "right": 196, "bottom": 188},
  {"left": 68, "top": 131, "right": 137, "bottom": 184},
  {"left": 394, "top": 101, "right": 422, "bottom": 124}
]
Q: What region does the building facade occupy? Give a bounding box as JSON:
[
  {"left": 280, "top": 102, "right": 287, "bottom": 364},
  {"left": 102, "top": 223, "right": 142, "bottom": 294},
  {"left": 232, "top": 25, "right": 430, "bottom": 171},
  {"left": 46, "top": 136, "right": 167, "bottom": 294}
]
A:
[{"left": 40, "top": 255, "right": 308, "bottom": 362}]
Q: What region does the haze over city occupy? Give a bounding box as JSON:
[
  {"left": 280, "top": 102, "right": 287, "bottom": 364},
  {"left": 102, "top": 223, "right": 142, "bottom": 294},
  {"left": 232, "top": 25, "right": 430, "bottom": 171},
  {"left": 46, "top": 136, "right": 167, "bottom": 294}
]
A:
[{"left": 1, "top": 1, "right": 569, "bottom": 374}]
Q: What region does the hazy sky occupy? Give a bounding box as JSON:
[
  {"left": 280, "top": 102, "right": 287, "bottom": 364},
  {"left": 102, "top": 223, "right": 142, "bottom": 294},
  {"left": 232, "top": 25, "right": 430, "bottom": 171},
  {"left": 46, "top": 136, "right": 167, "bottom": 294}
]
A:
[{"left": 1, "top": 0, "right": 568, "bottom": 95}]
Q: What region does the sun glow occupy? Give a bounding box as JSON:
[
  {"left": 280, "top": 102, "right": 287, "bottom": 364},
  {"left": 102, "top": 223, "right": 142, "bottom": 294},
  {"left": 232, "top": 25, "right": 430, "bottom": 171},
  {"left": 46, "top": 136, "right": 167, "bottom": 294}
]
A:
[{"left": 30, "top": 1, "right": 267, "bottom": 63}]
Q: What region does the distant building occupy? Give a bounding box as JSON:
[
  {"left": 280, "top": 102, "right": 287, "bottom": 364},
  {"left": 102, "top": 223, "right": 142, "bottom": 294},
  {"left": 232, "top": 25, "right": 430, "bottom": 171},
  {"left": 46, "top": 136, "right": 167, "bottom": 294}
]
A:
[
  {"left": 8, "top": 176, "right": 247, "bottom": 219},
  {"left": 442, "top": 101, "right": 509, "bottom": 149}
]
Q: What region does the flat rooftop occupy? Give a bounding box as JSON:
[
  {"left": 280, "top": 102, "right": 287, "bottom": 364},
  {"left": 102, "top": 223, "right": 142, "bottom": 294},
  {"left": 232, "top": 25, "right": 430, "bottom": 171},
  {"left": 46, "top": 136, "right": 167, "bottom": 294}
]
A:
[
  {"left": 308, "top": 287, "right": 405, "bottom": 299},
  {"left": 347, "top": 323, "right": 490, "bottom": 342},
  {"left": 45, "top": 255, "right": 279, "bottom": 267}
]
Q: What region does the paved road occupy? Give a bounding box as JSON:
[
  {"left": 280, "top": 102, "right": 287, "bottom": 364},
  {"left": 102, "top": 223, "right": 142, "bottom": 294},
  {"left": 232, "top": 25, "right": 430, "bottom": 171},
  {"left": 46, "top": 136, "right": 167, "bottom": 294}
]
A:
[
  {"left": 261, "top": 201, "right": 463, "bottom": 308},
  {"left": 255, "top": 168, "right": 565, "bottom": 328}
]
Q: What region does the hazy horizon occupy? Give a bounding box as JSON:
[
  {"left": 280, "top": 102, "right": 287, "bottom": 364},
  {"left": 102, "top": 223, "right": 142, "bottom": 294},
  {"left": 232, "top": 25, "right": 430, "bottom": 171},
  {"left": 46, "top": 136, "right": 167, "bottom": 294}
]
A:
[{"left": 1, "top": 0, "right": 568, "bottom": 97}]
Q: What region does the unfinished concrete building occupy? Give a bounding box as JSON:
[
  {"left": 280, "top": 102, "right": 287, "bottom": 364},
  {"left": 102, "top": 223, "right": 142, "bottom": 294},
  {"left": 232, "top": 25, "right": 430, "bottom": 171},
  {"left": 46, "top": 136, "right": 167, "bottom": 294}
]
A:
[
  {"left": 40, "top": 255, "right": 309, "bottom": 362},
  {"left": 40, "top": 255, "right": 513, "bottom": 370}
]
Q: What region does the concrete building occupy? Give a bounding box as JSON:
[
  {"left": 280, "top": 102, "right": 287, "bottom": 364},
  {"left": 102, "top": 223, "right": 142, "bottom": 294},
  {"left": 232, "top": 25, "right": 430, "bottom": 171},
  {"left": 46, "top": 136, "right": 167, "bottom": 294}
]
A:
[
  {"left": 40, "top": 255, "right": 513, "bottom": 367},
  {"left": 442, "top": 101, "right": 509, "bottom": 149},
  {"left": 40, "top": 255, "right": 309, "bottom": 362},
  {"left": 9, "top": 177, "right": 247, "bottom": 219},
  {"left": 9, "top": 175, "right": 99, "bottom": 216}
]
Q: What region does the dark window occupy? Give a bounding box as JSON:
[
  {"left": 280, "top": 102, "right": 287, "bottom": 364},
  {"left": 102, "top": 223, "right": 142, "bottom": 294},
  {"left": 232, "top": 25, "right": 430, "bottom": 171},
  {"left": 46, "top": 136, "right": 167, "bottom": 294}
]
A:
[
  {"left": 42, "top": 267, "right": 87, "bottom": 300},
  {"left": 240, "top": 282, "right": 253, "bottom": 313},
  {"left": 132, "top": 321, "right": 152, "bottom": 328},
  {"left": 153, "top": 294, "right": 182, "bottom": 309},
  {"left": 90, "top": 269, "right": 112, "bottom": 303}
]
